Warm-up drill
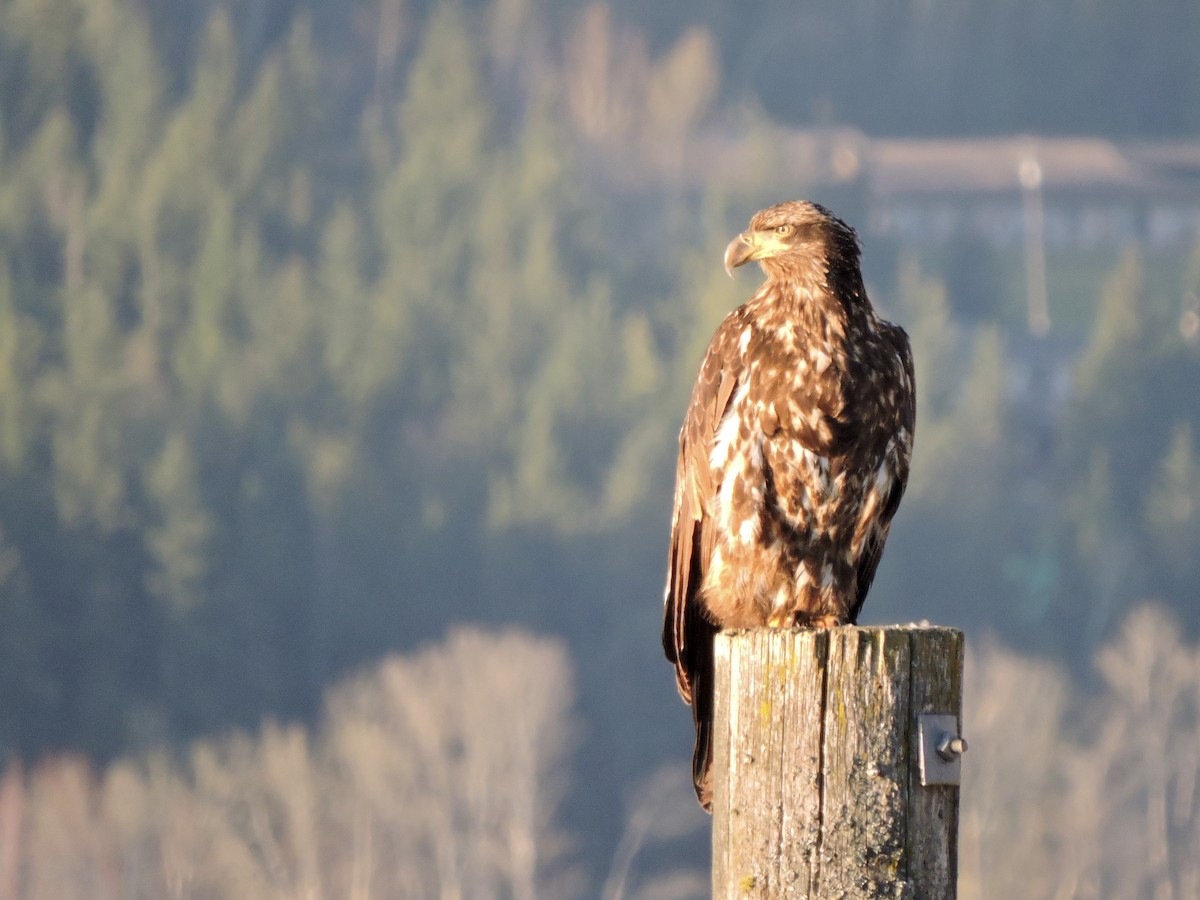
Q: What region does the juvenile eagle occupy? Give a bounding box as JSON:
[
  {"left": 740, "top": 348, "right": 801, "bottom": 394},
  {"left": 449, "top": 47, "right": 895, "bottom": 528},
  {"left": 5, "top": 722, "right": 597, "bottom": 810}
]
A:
[{"left": 662, "top": 201, "right": 915, "bottom": 810}]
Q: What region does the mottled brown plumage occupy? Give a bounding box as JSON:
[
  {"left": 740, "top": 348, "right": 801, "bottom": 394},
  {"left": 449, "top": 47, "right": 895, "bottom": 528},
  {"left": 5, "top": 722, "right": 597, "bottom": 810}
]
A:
[{"left": 662, "top": 201, "right": 915, "bottom": 809}]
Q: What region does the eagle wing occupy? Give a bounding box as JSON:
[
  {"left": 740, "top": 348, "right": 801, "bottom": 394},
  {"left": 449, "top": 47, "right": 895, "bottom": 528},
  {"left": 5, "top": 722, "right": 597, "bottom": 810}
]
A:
[
  {"left": 848, "top": 322, "right": 917, "bottom": 621},
  {"left": 662, "top": 311, "right": 745, "bottom": 807}
]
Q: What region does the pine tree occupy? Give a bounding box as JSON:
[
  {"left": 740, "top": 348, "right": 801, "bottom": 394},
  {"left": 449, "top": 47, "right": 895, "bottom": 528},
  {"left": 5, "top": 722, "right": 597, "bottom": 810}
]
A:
[{"left": 1143, "top": 423, "right": 1200, "bottom": 581}]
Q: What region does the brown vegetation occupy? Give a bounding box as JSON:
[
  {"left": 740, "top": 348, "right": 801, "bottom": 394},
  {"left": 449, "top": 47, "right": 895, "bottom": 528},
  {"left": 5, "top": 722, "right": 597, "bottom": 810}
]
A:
[
  {"left": 4, "top": 610, "right": 1199, "bottom": 899},
  {"left": 0, "top": 629, "right": 577, "bottom": 900},
  {"left": 961, "top": 605, "right": 1200, "bottom": 900}
]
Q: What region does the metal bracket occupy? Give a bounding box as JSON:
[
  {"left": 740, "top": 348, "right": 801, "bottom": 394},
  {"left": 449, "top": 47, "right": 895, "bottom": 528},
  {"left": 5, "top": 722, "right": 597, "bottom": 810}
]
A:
[{"left": 917, "top": 714, "right": 967, "bottom": 786}]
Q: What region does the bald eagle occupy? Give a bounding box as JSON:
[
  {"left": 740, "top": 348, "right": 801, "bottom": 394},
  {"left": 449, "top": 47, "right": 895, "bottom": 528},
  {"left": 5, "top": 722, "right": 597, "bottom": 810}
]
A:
[{"left": 662, "top": 201, "right": 915, "bottom": 810}]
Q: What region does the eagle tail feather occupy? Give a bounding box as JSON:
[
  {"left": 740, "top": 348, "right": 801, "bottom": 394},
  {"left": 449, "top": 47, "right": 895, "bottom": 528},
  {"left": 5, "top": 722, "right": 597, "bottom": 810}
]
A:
[{"left": 688, "top": 612, "right": 717, "bottom": 813}]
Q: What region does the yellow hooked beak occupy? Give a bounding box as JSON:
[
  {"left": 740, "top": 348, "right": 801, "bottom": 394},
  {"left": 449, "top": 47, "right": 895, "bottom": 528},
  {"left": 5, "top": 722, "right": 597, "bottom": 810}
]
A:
[
  {"left": 723, "top": 229, "right": 792, "bottom": 276},
  {"left": 723, "top": 232, "right": 755, "bottom": 276}
]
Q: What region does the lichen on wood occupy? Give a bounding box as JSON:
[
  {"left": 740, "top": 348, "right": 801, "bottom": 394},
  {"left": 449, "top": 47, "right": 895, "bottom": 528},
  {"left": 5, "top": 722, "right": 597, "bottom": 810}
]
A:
[{"left": 712, "top": 625, "right": 964, "bottom": 899}]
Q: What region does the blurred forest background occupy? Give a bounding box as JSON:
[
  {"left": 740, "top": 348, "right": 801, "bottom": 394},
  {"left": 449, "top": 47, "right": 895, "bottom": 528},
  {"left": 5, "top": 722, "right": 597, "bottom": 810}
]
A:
[{"left": 1, "top": 0, "right": 1200, "bottom": 896}]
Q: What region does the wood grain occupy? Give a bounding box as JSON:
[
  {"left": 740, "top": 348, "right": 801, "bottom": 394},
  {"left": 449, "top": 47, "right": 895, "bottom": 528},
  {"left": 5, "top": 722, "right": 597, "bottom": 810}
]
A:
[{"left": 712, "top": 625, "right": 964, "bottom": 899}]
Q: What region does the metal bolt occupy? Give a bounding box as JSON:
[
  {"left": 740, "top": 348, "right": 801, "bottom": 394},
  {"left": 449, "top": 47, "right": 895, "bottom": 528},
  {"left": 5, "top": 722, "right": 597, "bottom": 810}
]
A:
[
  {"left": 936, "top": 733, "right": 968, "bottom": 762},
  {"left": 919, "top": 714, "right": 965, "bottom": 785}
]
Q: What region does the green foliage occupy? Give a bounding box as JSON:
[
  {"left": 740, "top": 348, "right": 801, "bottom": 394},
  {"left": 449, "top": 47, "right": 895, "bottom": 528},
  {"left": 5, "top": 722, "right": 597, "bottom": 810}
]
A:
[
  {"left": 880, "top": 264, "right": 1037, "bottom": 629},
  {"left": 1058, "top": 247, "right": 1200, "bottom": 626},
  {"left": 0, "top": 255, "right": 39, "bottom": 467},
  {"left": 1144, "top": 424, "right": 1200, "bottom": 581},
  {"left": 612, "top": 0, "right": 1200, "bottom": 136}
]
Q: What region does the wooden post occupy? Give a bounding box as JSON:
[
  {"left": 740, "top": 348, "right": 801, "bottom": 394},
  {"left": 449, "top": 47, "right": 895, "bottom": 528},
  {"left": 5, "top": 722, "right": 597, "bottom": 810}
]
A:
[{"left": 711, "top": 625, "right": 964, "bottom": 899}]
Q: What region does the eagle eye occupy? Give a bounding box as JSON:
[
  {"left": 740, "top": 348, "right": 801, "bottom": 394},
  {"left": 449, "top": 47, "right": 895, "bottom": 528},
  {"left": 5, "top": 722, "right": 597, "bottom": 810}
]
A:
[{"left": 774, "top": 224, "right": 794, "bottom": 237}]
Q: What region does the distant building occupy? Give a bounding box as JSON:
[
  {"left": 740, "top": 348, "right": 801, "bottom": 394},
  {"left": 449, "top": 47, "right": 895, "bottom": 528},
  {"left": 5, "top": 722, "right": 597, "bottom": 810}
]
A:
[{"left": 858, "top": 135, "right": 1200, "bottom": 250}]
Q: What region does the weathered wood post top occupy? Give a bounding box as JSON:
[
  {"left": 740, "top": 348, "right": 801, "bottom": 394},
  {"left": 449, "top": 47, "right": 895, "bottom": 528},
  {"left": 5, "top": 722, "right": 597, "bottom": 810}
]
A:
[{"left": 712, "top": 624, "right": 964, "bottom": 899}]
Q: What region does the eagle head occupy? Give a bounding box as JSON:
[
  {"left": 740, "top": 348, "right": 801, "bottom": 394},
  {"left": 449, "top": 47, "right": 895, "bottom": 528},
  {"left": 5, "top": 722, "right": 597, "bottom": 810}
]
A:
[{"left": 724, "top": 200, "right": 860, "bottom": 281}]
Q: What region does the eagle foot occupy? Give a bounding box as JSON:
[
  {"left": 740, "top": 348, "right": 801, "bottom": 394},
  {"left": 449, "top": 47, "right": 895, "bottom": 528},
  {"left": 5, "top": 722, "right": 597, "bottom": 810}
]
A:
[{"left": 792, "top": 613, "right": 846, "bottom": 630}]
